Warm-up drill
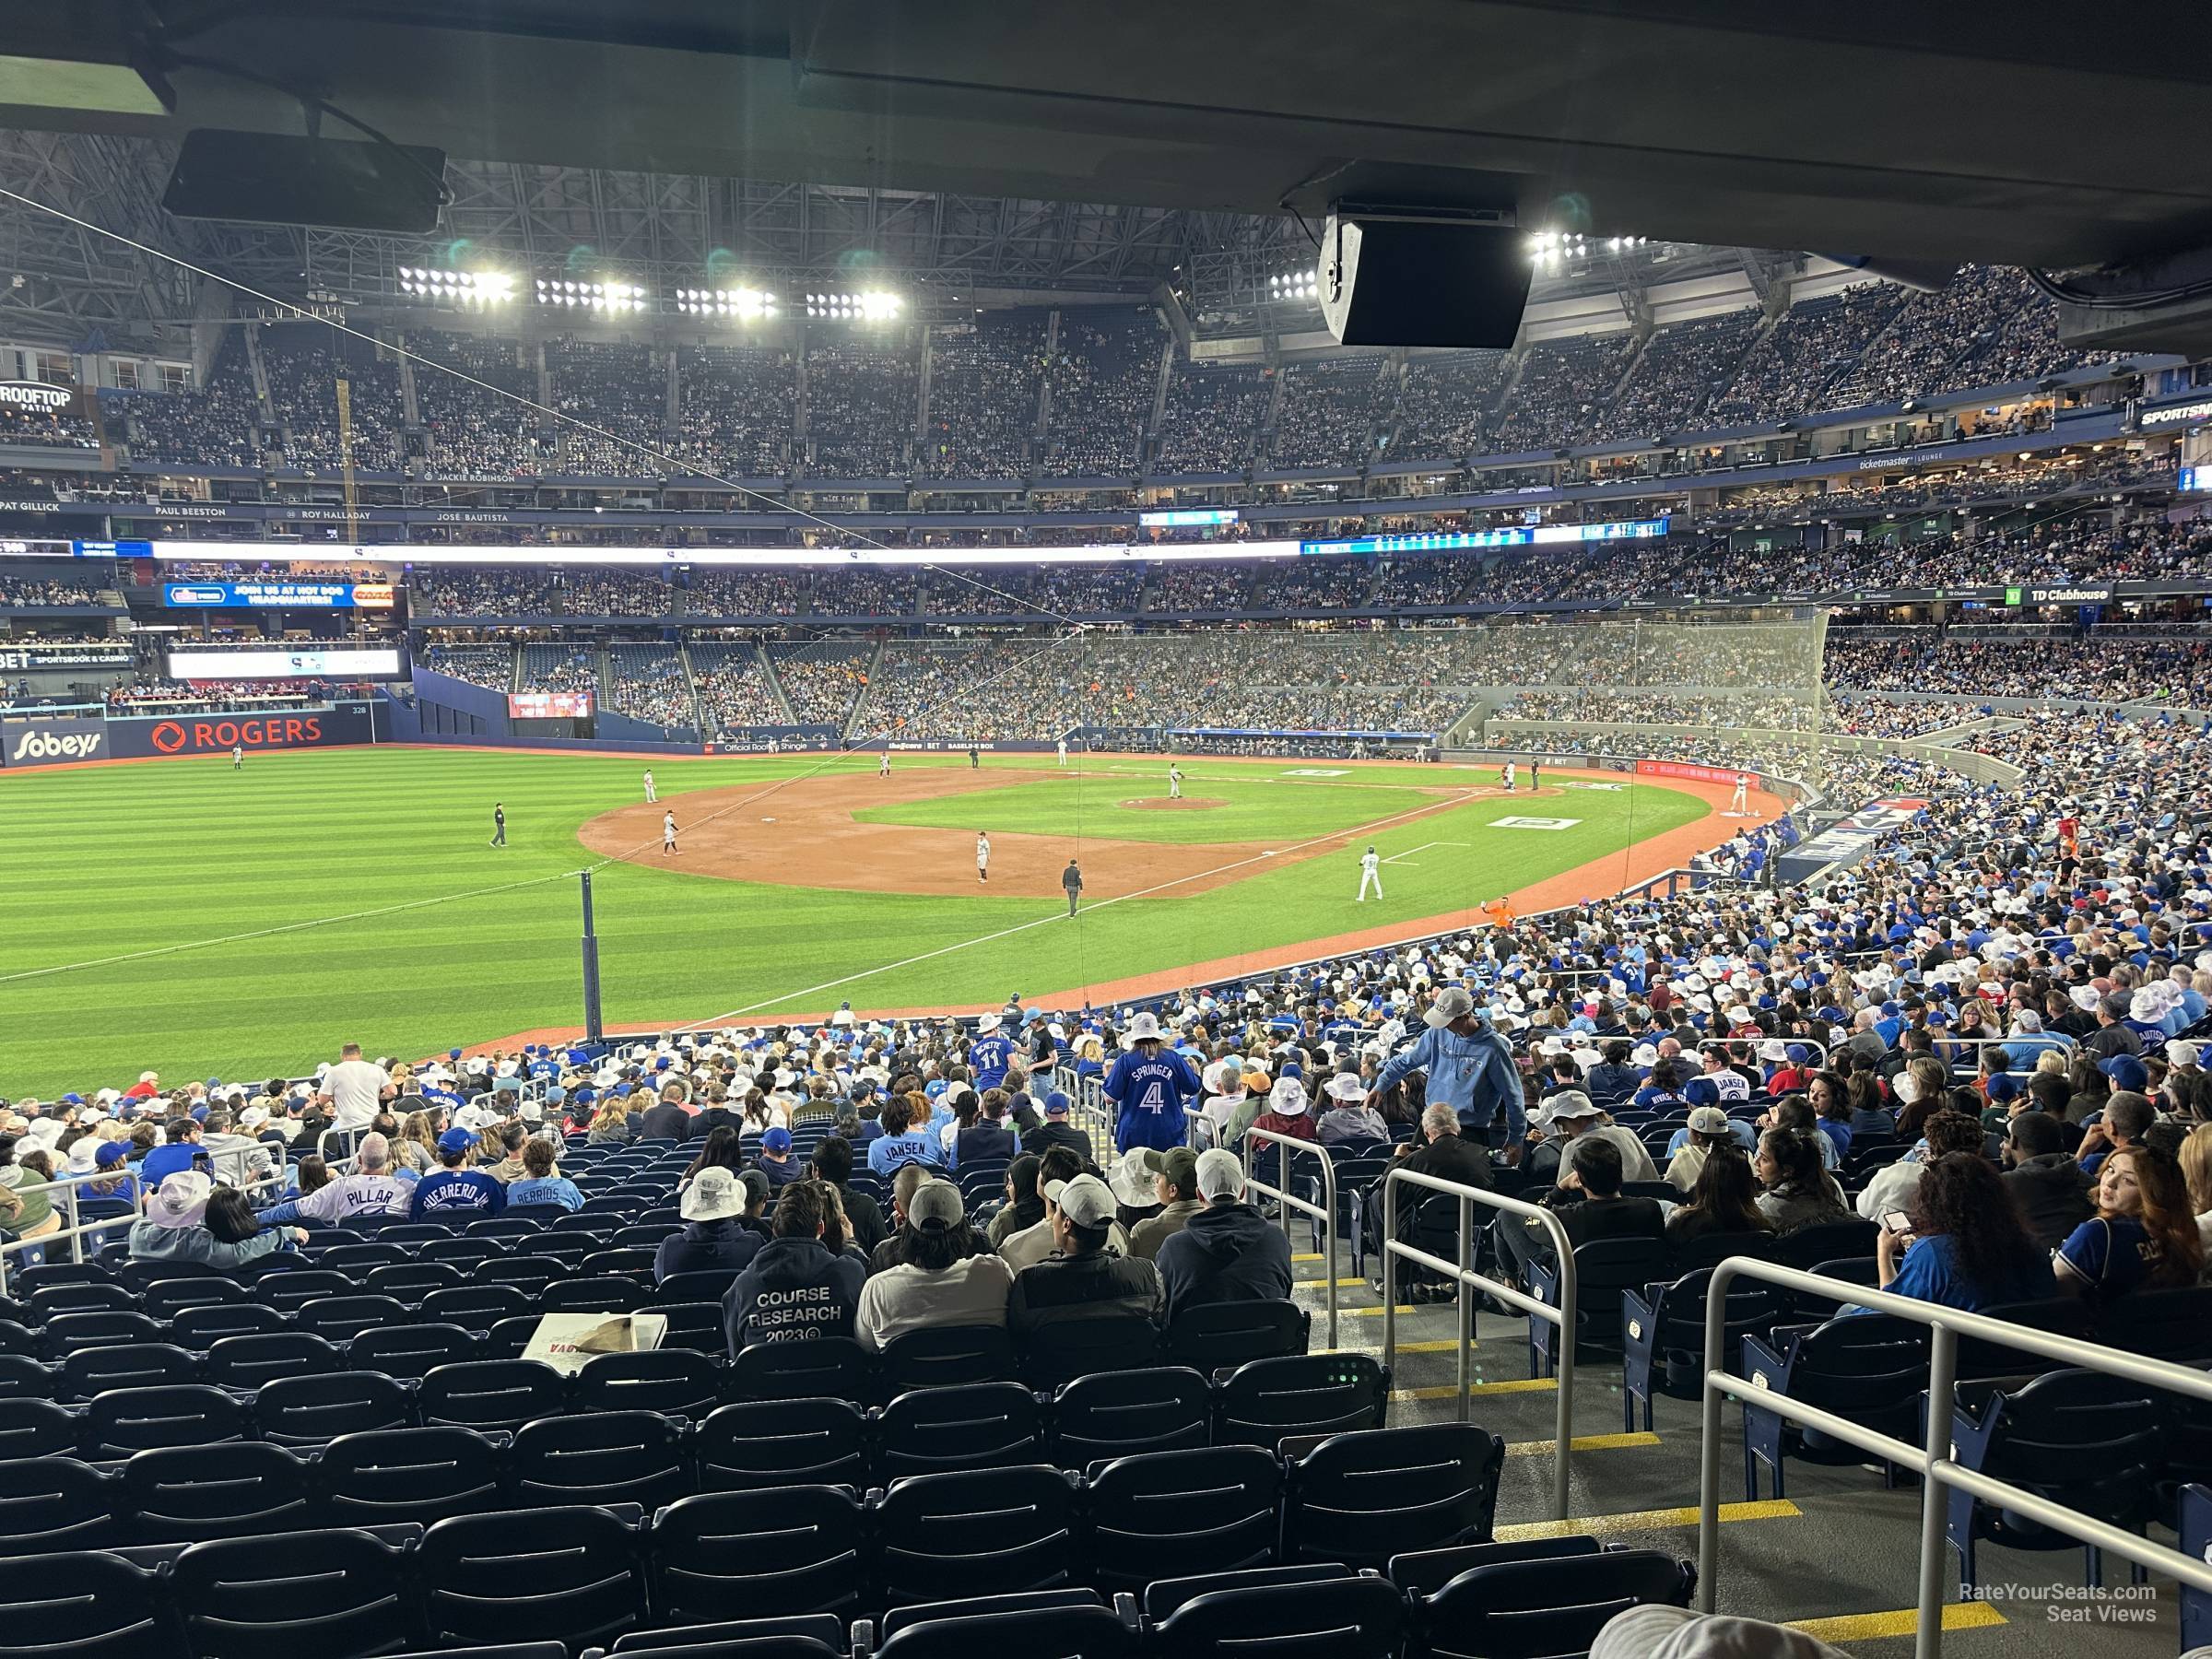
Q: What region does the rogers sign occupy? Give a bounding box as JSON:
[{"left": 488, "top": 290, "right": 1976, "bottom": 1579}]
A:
[{"left": 147, "top": 715, "right": 330, "bottom": 755}]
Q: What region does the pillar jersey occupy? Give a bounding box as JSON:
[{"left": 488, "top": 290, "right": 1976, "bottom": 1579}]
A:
[{"left": 1104, "top": 1047, "right": 1203, "bottom": 1151}]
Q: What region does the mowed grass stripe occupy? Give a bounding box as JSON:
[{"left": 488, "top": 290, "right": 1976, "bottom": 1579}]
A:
[{"left": 4, "top": 748, "right": 1707, "bottom": 1094}]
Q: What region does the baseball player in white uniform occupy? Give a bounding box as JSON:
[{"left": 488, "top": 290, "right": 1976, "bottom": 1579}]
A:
[
  {"left": 976, "top": 832, "right": 991, "bottom": 884},
  {"left": 1168, "top": 763, "right": 1183, "bottom": 800},
  {"left": 1731, "top": 771, "right": 1749, "bottom": 815},
  {"left": 643, "top": 769, "right": 656, "bottom": 804},
  {"left": 1358, "top": 845, "right": 1383, "bottom": 902},
  {"left": 878, "top": 751, "right": 891, "bottom": 779},
  {"left": 1501, "top": 760, "right": 1517, "bottom": 792},
  {"left": 662, "top": 811, "right": 678, "bottom": 854},
  {"left": 231, "top": 744, "right": 244, "bottom": 771},
  {"left": 1056, "top": 737, "right": 1068, "bottom": 768}
]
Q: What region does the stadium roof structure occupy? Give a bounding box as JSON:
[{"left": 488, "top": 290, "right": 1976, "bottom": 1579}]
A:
[{"left": 1, "top": 3, "right": 2209, "bottom": 339}]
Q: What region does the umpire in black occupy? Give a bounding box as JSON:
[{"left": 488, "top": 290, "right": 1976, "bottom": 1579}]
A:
[{"left": 1062, "top": 859, "right": 1083, "bottom": 918}]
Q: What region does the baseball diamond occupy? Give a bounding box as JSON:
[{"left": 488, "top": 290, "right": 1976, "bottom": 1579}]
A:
[{"left": 1, "top": 746, "right": 1751, "bottom": 1096}]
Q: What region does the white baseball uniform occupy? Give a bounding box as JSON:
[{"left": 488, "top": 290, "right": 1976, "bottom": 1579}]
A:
[
  {"left": 643, "top": 770, "right": 656, "bottom": 803},
  {"left": 879, "top": 753, "right": 890, "bottom": 777},
  {"left": 1169, "top": 764, "right": 1182, "bottom": 799},
  {"left": 1502, "top": 761, "right": 1516, "bottom": 792},
  {"left": 1056, "top": 738, "right": 1068, "bottom": 767},
  {"left": 976, "top": 833, "right": 991, "bottom": 883},
  {"left": 662, "top": 811, "right": 677, "bottom": 852},
  {"left": 1732, "top": 772, "right": 1748, "bottom": 813},
  {"left": 1358, "top": 849, "right": 1383, "bottom": 901}
]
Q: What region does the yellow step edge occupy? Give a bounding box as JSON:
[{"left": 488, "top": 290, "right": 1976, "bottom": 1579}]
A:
[
  {"left": 1392, "top": 1378, "right": 1558, "bottom": 1401},
  {"left": 1502, "top": 1431, "right": 1661, "bottom": 1457},
  {"left": 1786, "top": 1603, "right": 2006, "bottom": 1643},
  {"left": 1496, "top": 1499, "right": 1800, "bottom": 1543},
  {"left": 1293, "top": 1277, "right": 1371, "bottom": 1288}
]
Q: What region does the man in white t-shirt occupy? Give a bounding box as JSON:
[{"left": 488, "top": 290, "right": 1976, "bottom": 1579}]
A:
[{"left": 319, "top": 1042, "right": 394, "bottom": 1133}]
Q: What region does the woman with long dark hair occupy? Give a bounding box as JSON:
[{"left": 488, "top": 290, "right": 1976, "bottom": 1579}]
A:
[
  {"left": 680, "top": 1125, "right": 744, "bottom": 1190},
  {"left": 1665, "top": 1144, "right": 1771, "bottom": 1246},
  {"left": 1753, "top": 1128, "right": 1850, "bottom": 1236},
  {"left": 1875, "top": 1153, "right": 2053, "bottom": 1312}
]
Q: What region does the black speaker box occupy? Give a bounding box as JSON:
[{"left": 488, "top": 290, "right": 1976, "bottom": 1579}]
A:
[
  {"left": 164, "top": 130, "right": 448, "bottom": 233},
  {"left": 1319, "top": 214, "right": 1532, "bottom": 349}
]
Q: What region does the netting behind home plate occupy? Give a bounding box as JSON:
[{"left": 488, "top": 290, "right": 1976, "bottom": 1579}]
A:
[{"left": 1475, "top": 611, "right": 1834, "bottom": 793}]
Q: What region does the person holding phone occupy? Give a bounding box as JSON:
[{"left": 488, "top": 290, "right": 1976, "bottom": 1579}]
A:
[{"left": 1871, "top": 1153, "right": 2053, "bottom": 1314}]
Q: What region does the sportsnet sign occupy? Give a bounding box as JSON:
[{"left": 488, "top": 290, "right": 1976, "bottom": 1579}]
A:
[{"left": 0, "top": 717, "right": 105, "bottom": 768}]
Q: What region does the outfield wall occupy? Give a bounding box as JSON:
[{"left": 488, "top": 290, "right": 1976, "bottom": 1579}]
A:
[{"left": 0, "top": 702, "right": 382, "bottom": 768}]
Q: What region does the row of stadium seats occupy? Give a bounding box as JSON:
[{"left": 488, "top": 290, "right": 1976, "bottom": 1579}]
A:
[{"left": 0, "top": 1507, "right": 1695, "bottom": 1659}]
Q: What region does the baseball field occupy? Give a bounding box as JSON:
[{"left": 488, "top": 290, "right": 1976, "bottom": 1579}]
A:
[{"left": 3, "top": 745, "right": 1750, "bottom": 1096}]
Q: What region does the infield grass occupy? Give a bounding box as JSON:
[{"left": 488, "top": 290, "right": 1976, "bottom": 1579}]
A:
[{"left": 2, "top": 747, "right": 1706, "bottom": 1095}]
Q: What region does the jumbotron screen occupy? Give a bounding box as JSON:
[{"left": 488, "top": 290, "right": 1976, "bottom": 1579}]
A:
[
  {"left": 508, "top": 690, "right": 594, "bottom": 719},
  {"left": 166, "top": 647, "right": 405, "bottom": 680}
]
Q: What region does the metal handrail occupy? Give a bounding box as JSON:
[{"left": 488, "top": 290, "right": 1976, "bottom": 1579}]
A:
[
  {"left": 1242, "top": 1125, "right": 1338, "bottom": 1351},
  {"left": 1382, "top": 1167, "right": 1576, "bottom": 1521},
  {"left": 1696, "top": 1257, "right": 2212, "bottom": 1659},
  {"left": 0, "top": 1158, "right": 300, "bottom": 1288}
]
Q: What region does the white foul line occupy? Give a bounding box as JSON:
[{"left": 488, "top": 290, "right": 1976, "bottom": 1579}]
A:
[
  {"left": 694, "top": 787, "right": 1485, "bottom": 1024},
  {"left": 1381, "top": 839, "right": 1469, "bottom": 866}
]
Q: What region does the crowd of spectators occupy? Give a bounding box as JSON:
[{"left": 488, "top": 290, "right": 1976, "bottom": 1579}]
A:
[
  {"left": 1151, "top": 361, "right": 1265, "bottom": 475},
  {"left": 0, "top": 577, "right": 101, "bottom": 606},
  {"left": 1827, "top": 630, "right": 2212, "bottom": 705},
  {"left": 771, "top": 643, "right": 873, "bottom": 731},
  {"left": 261, "top": 328, "right": 406, "bottom": 474},
  {"left": 1265, "top": 355, "right": 1389, "bottom": 470},
  {"left": 0, "top": 396, "right": 99, "bottom": 450},
  {"left": 518, "top": 643, "right": 596, "bottom": 695},
  {"left": 602, "top": 643, "right": 698, "bottom": 732},
  {"left": 1488, "top": 689, "right": 1827, "bottom": 732},
  {"left": 406, "top": 567, "right": 556, "bottom": 617},
  {"left": 805, "top": 342, "right": 919, "bottom": 478},
  {"left": 418, "top": 642, "right": 512, "bottom": 691},
  {"left": 1828, "top": 266, "right": 2048, "bottom": 407},
  {"left": 688, "top": 641, "right": 786, "bottom": 735},
  {"left": 1038, "top": 310, "right": 1162, "bottom": 477},
  {"left": 117, "top": 338, "right": 263, "bottom": 468},
  {"left": 1155, "top": 565, "right": 1253, "bottom": 613},
  {"left": 668, "top": 346, "right": 797, "bottom": 479},
  {"left": 1384, "top": 352, "right": 1508, "bottom": 460},
  {"left": 679, "top": 567, "right": 808, "bottom": 618},
  {"left": 1588, "top": 311, "right": 1759, "bottom": 444},
  {"left": 548, "top": 336, "right": 666, "bottom": 478},
  {"left": 920, "top": 315, "right": 1045, "bottom": 480},
  {"left": 1705, "top": 283, "right": 1906, "bottom": 427},
  {"left": 1489, "top": 332, "right": 1640, "bottom": 453},
  {"left": 410, "top": 329, "right": 547, "bottom": 481},
  {"left": 558, "top": 569, "right": 676, "bottom": 618}
]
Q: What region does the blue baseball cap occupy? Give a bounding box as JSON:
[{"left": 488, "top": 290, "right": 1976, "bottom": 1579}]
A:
[
  {"left": 761, "top": 1126, "right": 793, "bottom": 1153},
  {"left": 1985, "top": 1073, "right": 2023, "bottom": 1103},
  {"left": 2099, "top": 1053, "right": 2149, "bottom": 1092},
  {"left": 449, "top": 1049, "right": 464, "bottom": 1061},
  {"left": 1044, "top": 1091, "right": 1072, "bottom": 1117},
  {"left": 61, "top": 1093, "right": 83, "bottom": 1106},
  {"left": 436, "top": 1127, "right": 477, "bottom": 1154}
]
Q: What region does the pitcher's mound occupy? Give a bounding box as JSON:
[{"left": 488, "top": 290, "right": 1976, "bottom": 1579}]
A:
[{"left": 1122, "top": 795, "right": 1228, "bottom": 812}]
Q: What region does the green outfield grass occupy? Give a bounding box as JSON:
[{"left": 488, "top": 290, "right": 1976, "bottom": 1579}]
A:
[{"left": 1, "top": 747, "right": 1707, "bottom": 1096}]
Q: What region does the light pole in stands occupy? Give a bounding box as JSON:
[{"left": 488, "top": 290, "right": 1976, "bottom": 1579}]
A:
[{"left": 579, "top": 869, "right": 605, "bottom": 1044}]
